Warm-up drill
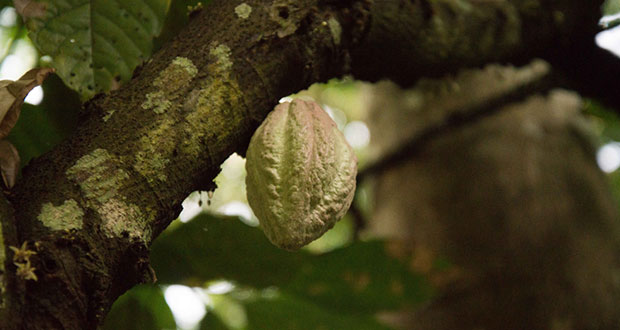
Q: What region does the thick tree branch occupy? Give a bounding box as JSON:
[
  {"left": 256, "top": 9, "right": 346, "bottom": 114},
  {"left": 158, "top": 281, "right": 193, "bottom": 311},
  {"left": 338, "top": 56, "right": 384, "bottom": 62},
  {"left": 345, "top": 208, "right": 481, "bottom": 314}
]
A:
[
  {"left": 350, "top": 0, "right": 602, "bottom": 84},
  {"left": 0, "top": 0, "right": 606, "bottom": 328}
]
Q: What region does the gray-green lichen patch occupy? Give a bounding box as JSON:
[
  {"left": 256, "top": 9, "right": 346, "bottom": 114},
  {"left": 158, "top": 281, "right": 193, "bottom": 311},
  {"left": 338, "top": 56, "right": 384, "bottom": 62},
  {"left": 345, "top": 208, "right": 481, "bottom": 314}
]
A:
[
  {"left": 66, "top": 149, "right": 130, "bottom": 205},
  {"left": 142, "top": 91, "right": 172, "bottom": 114},
  {"left": 142, "top": 56, "right": 198, "bottom": 114},
  {"left": 184, "top": 79, "right": 242, "bottom": 156},
  {"left": 327, "top": 17, "right": 342, "bottom": 45},
  {"left": 154, "top": 57, "right": 198, "bottom": 88},
  {"left": 269, "top": 4, "right": 298, "bottom": 38},
  {"left": 100, "top": 199, "right": 152, "bottom": 242},
  {"left": 67, "top": 149, "right": 154, "bottom": 242},
  {"left": 134, "top": 152, "right": 170, "bottom": 182},
  {"left": 235, "top": 3, "right": 252, "bottom": 19},
  {"left": 133, "top": 118, "right": 175, "bottom": 183},
  {"left": 183, "top": 43, "right": 243, "bottom": 157},
  {"left": 37, "top": 199, "right": 84, "bottom": 231},
  {"left": 209, "top": 43, "right": 233, "bottom": 72}
]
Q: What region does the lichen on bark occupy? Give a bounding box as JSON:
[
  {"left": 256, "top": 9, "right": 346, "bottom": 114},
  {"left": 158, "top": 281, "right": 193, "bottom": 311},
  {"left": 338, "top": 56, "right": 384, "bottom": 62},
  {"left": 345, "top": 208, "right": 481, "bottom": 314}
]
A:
[
  {"left": 134, "top": 118, "right": 175, "bottom": 183},
  {"left": 66, "top": 149, "right": 130, "bottom": 205},
  {"left": 208, "top": 43, "right": 233, "bottom": 71},
  {"left": 235, "top": 3, "right": 252, "bottom": 19},
  {"left": 37, "top": 199, "right": 84, "bottom": 231},
  {"left": 183, "top": 42, "right": 244, "bottom": 157},
  {"left": 99, "top": 199, "right": 151, "bottom": 242},
  {"left": 66, "top": 149, "right": 151, "bottom": 241},
  {"left": 141, "top": 56, "right": 198, "bottom": 114},
  {"left": 327, "top": 17, "right": 341, "bottom": 45}
]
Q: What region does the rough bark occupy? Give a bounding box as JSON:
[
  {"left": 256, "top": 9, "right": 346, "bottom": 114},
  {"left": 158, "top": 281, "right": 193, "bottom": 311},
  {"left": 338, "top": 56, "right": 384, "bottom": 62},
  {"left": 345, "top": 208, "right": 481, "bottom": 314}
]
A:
[{"left": 0, "top": 0, "right": 614, "bottom": 328}]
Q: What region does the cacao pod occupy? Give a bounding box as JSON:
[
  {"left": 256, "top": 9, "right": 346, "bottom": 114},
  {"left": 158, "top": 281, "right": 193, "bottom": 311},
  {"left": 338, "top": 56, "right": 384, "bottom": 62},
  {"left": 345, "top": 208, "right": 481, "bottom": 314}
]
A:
[{"left": 245, "top": 99, "right": 358, "bottom": 250}]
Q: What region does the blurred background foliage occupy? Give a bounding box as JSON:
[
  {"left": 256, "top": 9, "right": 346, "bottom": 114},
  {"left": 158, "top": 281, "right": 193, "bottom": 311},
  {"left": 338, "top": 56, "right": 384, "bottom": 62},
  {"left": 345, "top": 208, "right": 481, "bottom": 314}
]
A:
[{"left": 1, "top": 0, "right": 620, "bottom": 329}]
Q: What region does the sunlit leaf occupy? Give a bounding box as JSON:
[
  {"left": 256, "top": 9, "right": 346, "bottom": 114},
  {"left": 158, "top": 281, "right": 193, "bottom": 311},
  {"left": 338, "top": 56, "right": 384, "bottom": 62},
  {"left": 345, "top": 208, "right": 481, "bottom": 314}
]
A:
[
  {"left": 603, "top": 0, "right": 620, "bottom": 16},
  {"left": 102, "top": 284, "right": 175, "bottom": 330},
  {"left": 22, "top": 0, "right": 170, "bottom": 99},
  {"left": 0, "top": 67, "right": 54, "bottom": 138},
  {"left": 0, "top": 6, "right": 26, "bottom": 62},
  {"left": 209, "top": 294, "right": 247, "bottom": 330}
]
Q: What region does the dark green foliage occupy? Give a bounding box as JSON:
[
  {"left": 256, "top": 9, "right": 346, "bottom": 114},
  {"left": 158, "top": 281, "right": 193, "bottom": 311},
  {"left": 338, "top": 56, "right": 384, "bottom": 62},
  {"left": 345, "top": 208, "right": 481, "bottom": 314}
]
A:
[
  {"left": 102, "top": 284, "right": 176, "bottom": 330},
  {"left": 137, "top": 214, "right": 433, "bottom": 329},
  {"left": 150, "top": 214, "right": 304, "bottom": 288},
  {"left": 241, "top": 292, "right": 392, "bottom": 330},
  {"left": 8, "top": 74, "right": 80, "bottom": 166},
  {"left": 284, "top": 241, "right": 432, "bottom": 314}
]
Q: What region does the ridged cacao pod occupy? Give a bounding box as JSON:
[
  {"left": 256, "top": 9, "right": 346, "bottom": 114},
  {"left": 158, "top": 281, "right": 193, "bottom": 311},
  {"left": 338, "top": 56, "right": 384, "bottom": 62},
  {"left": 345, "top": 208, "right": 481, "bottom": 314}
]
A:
[{"left": 246, "top": 99, "right": 358, "bottom": 250}]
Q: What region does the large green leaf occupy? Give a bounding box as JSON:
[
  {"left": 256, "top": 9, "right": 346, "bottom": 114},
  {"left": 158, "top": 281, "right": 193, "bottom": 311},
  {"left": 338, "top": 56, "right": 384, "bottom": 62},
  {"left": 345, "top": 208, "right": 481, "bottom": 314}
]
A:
[
  {"left": 151, "top": 214, "right": 433, "bottom": 315},
  {"left": 150, "top": 214, "right": 304, "bottom": 288},
  {"left": 23, "top": 0, "right": 170, "bottom": 99},
  {"left": 199, "top": 288, "right": 393, "bottom": 330},
  {"left": 242, "top": 292, "right": 392, "bottom": 330},
  {"left": 283, "top": 241, "right": 432, "bottom": 314},
  {"left": 102, "top": 284, "right": 176, "bottom": 330}
]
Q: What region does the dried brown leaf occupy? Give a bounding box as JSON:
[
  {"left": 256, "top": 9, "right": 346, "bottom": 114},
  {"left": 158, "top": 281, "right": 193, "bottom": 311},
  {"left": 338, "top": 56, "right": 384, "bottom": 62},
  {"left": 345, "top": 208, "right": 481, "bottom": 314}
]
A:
[
  {"left": 0, "top": 140, "right": 20, "bottom": 188},
  {"left": 0, "top": 67, "right": 55, "bottom": 139},
  {"left": 13, "top": 0, "right": 47, "bottom": 19}
]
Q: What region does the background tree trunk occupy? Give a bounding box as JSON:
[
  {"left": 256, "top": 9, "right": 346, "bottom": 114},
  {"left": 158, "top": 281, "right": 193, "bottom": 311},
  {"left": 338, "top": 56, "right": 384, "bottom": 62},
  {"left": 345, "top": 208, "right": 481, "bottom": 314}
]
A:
[{"left": 364, "top": 63, "right": 620, "bottom": 329}]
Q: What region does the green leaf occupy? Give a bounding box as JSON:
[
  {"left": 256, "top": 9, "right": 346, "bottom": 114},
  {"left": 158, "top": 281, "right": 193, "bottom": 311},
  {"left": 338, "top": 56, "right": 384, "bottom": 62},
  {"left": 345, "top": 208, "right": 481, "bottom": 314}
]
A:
[
  {"left": 150, "top": 214, "right": 304, "bottom": 288},
  {"left": 8, "top": 74, "right": 80, "bottom": 166},
  {"left": 151, "top": 214, "right": 433, "bottom": 315},
  {"left": 0, "top": 14, "right": 21, "bottom": 61},
  {"left": 584, "top": 99, "right": 620, "bottom": 143},
  {"left": 209, "top": 294, "right": 248, "bottom": 330},
  {"left": 242, "top": 292, "right": 392, "bottom": 330},
  {"left": 284, "top": 241, "right": 433, "bottom": 314},
  {"left": 199, "top": 311, "right": 229, "bottom": 330},
  {"left": 603, "top": 0, "right": 620, "bottom": 16},
  {"left": 0, "top": 2, "right": 13, "bottom": 10},
  {"left": 23, "top": 0, "right": 170, "bottom": 99},
  {"left": 102, "top": 284, "right": 176, "bottom": 330}
]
